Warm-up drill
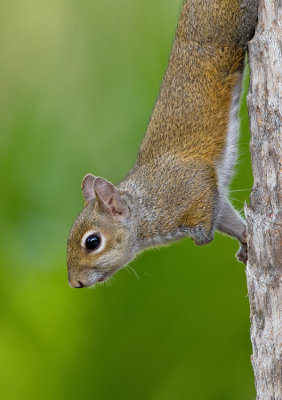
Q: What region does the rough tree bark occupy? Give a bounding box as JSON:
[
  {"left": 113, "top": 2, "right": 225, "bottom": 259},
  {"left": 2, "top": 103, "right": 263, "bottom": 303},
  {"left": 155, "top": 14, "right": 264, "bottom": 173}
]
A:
[{"left": 245, "top": 0, "right": 282, "bottom": 399}]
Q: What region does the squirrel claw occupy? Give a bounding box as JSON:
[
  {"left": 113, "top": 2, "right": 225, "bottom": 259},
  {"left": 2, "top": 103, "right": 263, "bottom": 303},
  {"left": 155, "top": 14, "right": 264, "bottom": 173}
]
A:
[{"left": 236, "top": 242, "right": 248, "bottom": 264}]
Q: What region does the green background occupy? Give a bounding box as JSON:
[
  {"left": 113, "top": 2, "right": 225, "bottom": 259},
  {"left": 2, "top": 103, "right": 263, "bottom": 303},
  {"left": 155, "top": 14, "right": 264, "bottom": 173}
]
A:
[{"left": 0, "top": 0, "right": 255, "bottom": 399}]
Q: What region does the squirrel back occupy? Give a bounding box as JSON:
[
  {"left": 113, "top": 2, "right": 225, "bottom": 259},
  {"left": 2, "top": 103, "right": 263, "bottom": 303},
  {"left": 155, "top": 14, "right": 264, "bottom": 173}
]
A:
[
  {"left": 138, "top": 0, "right": 257, "bottom": 164},
  {"left": 67, "top": 0, "right": 258, "bottom": 288}
]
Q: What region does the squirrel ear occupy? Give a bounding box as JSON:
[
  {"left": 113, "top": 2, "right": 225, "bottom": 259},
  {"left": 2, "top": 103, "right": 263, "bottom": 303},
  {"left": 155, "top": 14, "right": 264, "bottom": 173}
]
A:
[
  {"left": 94, "top": 177, "right": 125, "bottom": 216},
  {"left": 81, "top": 174, "right": 96, "bottom": 203}
]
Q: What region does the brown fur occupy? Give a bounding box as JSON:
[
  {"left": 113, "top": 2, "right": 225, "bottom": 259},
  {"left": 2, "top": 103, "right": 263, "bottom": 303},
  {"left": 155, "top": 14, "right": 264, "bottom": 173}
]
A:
[{"left": 67, "top": 0, "right": 258, "bottom": 288}]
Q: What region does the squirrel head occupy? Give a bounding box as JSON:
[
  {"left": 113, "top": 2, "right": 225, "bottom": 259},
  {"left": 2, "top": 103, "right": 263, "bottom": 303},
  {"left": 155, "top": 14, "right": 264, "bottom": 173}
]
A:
[{"left": 67, "top": 174, "right": 136, "bottom": 288}]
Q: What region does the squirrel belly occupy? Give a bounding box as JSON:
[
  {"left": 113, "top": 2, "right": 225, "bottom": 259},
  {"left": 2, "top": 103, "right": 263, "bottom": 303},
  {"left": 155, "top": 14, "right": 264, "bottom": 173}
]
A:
[{"left": 67, "top": 0, "right": 258, "bottom": 288}]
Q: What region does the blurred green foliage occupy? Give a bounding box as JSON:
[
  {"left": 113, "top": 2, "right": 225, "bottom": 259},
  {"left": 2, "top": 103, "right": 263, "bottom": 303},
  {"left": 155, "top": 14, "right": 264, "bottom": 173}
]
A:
[{"left": 0, "top": 0, "right": 255, "bottom": 399}]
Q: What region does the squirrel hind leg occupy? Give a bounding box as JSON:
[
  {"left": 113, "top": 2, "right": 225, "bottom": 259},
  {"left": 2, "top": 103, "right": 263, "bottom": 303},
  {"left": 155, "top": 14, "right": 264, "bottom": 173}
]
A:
[{"left": 216, "top": 199, "right": 248, "bottom": 264}]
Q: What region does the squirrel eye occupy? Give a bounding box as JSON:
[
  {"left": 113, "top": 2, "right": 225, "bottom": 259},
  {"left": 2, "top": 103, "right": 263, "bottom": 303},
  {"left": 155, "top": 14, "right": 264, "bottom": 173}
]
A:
[{"left": 85, "top": 234, "right": 101, "bottom": 251}]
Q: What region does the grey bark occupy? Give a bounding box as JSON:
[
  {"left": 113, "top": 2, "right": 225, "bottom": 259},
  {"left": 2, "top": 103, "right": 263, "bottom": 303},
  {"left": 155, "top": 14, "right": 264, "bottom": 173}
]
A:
[{"left": 245, "top": 0, "right": 282, "bottom": 399}]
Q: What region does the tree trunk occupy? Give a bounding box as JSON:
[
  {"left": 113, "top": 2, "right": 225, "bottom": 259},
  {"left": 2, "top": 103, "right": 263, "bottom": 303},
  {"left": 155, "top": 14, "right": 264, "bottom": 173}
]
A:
[{"left": 245, "top": 0, "right": 282, "bottom": 399}]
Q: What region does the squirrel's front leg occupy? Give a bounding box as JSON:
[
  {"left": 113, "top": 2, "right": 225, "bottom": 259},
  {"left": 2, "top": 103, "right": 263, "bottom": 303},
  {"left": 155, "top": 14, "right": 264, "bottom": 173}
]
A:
[
  {"left": 186, "top": 224, "right": 215, "bottom": 246},
  {"left": 216, "top": 200, "right": 248, "bottom": 264},
  {"left": 180, "top": 182, "right": 219, "bottom": 246}
]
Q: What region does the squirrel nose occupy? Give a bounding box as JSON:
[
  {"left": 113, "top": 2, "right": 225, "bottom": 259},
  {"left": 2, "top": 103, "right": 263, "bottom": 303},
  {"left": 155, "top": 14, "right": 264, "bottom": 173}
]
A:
[{"left": 69, "top": 279, "right": 85, "bottom": 288}]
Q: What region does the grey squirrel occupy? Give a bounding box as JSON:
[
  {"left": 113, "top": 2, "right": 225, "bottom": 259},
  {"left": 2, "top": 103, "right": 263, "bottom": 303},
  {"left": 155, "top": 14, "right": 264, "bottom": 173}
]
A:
[{"left": 67, "top": 0, "right": 258, "bottom": 288}]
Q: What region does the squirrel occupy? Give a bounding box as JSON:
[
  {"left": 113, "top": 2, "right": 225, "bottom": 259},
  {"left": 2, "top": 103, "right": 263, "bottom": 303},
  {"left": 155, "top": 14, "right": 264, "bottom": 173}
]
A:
[{"left": 67, "top": 0, "right": 258, "bottom": 288}]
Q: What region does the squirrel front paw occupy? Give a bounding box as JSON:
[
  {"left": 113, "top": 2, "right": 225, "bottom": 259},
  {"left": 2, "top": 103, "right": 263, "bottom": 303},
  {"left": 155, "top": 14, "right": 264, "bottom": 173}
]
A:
[
  {"left": 189, "top": 225, "right": 214, "bottom": 246},
  {"left": 236, "top": 241, "right": 248, "bottom": 264}
]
